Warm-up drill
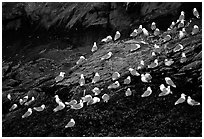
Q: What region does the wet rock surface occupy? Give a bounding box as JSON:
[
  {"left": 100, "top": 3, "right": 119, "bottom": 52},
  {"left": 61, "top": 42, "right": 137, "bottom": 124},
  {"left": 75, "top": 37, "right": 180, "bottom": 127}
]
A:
[{"left": 2, "top": 2, "right": 202, "bottom": 137}]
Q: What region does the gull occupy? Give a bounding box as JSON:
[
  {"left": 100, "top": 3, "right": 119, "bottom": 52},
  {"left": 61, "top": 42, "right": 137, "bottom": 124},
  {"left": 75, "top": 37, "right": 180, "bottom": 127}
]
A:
[
  {"left": 91, "top": 42, "right": 98, "bottom": 52},
  {"left": 22, "top": 108, "right": 32, "bottom": 118},
  {"left": 191, "top": 25, "right": 199, "bottom": 35},
  {"left": 53, "top": 101, "right": 65, "bottom": 112},
  {"left": 165, "top": 77, "right": 176, "bottom": 88},
  {"left": 81, "top": 95, "right": 92, "bottom": 103},
  {"left": 151, "top": 22, "right": 156, "bottom": 30},
  {"left": 55, "top": 72, "right": 65, "bottom": 83},
  {"left": 164, "top": 58, "right": 174, "bottom": 66},
  {"left": 108, "top": 81, "right": 120, "bottom": 89},
  {"left": 101, "top": 52, "right": 113, "bottom": 60},
  {"left": 154, "top": 28, "right": 160, "bottom": 36},
  {"left": 92, "top": 72, "right": 100, "bottom": 84},
  {"left": 174, "top": 93, "right": 186, "bottom": 105},
  {"left": 54, "top": 95, "right": 62, "bottom": 104},
  {"left": 87, "top": 97, "right": 100, "bottom": 105},
  {"left": 114, "top": 31, "right": 121, "bottom": 41},
  {"left": 159, "top": 85, "right": 172, "bottom": 97},
  {"left": 148, "top": 59, "right": 158, "bottom": 69},
  {"left": 101, "top": 35, "right": 112, "bottom": 43},
  {"left": 193, "top": 8, "right": 200, "bottom": 19},
  {"left": 141, "top": 73, "right": 152, "bottom": 83},
  {"left": 33, "top": 104, "right": 46, "bottom": 112},
  {"left": 24, "top": 96, "right": 35, "bottom": 106},
  {"left": 23, "top": 95, "right": 29, "bottom": 103},
  {"left": 142, "top": 28, "right": 149, "bottom": 36},
  {"left": 124, "top": 76, "right": 131, "bottom": 85},
  {"left": 92, "top": 87, "right": 101, "bottom": 96},
  {"left": 180, "top": 52, "right": 187, "bottom": 63},
  {"left": 102, "top": 94, "right": 110, "bottom": 103},
  {"left": 163, "top": 34, "right": 171, "bottom": 42},
  {"left": 130, "top": 29, "right": 138, "bottom": 37},
  {"left": 79, "top": 74, "right": 85, "bottom": 86},
  {"left": 19, "top": 99, "right": 24, "bottom": 105},
  {"left": 178, "top": 11, "right": 185, "bottom": 22},
  {"left": 179, "top": 28, "right": 186, "bottom": 39},
  {"left": 170, "top": 21, "right": 175, "bottom": 29},
  {"left": 178, "top": 19, "right": 184, "bottom": 29},
  {"left": 187, "top": 96, "right": 200, "bottom": 106},
  {"left": 112, "top": 72, "right": 120, "bottom": 81},
  {"left": 65, "top": 118, "right": 75, "bottom": 128},
  {"left": 128, "top": 68, "right": 140, "bottom": 76},
  {"left": 125, "top": 88, "right": 132, "bottom": 96},
  {"left": 70, "top": 100, "right": 83, "bottom": 110},
  {"left": 65, "top": 99, "right": 78, "bottom": 105},
  {"left": 9, "top": 104, "right": 18, "bottom": 111},
  {"left": 137, "top": 25, "right": 143, "bottom": 35},
  {"left": 141, "top": 86, "right": 152, "bottom": 97},
  {"left": 76, "top": 56, "right": 86, "bottom": 65},
  {"left": 173, "top": 44, "right": 183, "bottom": 52},
  {"left": 7, "top": 93, "right": 11, "bottom": 100},
  {"left": 130, "top": 44, "right": 141, "bottom": 52}
]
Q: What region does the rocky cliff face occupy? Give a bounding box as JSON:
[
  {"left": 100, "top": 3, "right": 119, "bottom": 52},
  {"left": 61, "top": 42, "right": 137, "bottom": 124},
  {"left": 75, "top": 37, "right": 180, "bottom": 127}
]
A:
[{"left": 2, "top": 2, "right": 202, "bottom": 137}]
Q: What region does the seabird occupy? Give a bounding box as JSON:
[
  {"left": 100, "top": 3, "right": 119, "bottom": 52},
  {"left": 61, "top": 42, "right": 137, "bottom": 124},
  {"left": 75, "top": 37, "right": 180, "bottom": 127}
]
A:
[
  {"left": 24, "top": 96, "right": 35, "bottom": 106},
  {"left": 180, "top": 52, "right": 187, "bottom": 63},
  {"left": 92, "top": 87, "right": 101, "bottom": 96},
  {"left": 178, "top": 28, "right": 186, "bottom": 39},
  {"left": 148, "top": 59, "right": 158, "bottom": 69},
  {"left": 33, "top": 104, "right": 46, "bottom": 112},
  {"left": 124, "top": 76, "right": 131, "bottom": 85},
  {"left": 165, "top": 77, "right": 176, "bottom": 88},
  {"left": 112, "top": 72, "right": 120, "bottom": 81},
  {"left": 187, "top": 96, "right": 200, "bottom": 106},
  {"left": 81, "top": 95, "right": 92, "bottom": 103},
  {"left": 174, "top": 93, "right": 186, "bottom": 105},
  {"left": 125, "top": 88, "right": 132, "bottom": 96},
  {"left": 102, "top": 94, "right": 110, "bottom": 103},
  {"left": 163, "top": 34, "right": 171, "bottom": 42},
  {"left": 101, "top": 35, "right": 112, "bottom": 43},
  {"left": 55, "top": 72, "right": 65, "bottom": 83},
  {"left": 173, "top": 44, "right": 183, "bottom": 52},
  {"left": 141, "top": 73, "right": 152, "bottom": 83},
  {"left": 65, "top": 99, "right": 78, "bottom": 105},
  {"left": 178, "top": 11, "right": 185, "bottom": 22},
  {"left": 191, "top": 25, "right": 199, "bottom": 35},
  {"left": 151, "top": 22, "right": 156, "bottom": 31},
  {"left": 7, "top": 93, "right": 11, "bottom": 100},
  {"left": 92, "top": 72, "right": 100, "bottom": 84},
  {"left": 101, "top": 52, "right": 113, "bottom": 60},
  {"left": 114, "top": 31, "right": 121, "bottom": 41},
  {"left": 76, "top": 56, "right": 86, "bottom": 65},
  {"left": 193, "top": 8, "right": 200, "bottom": 18},
  {"left": 22, "top": 108, "right": 32, "bottom": 118},
  {"left": 154, "top": 28, "right": 160, "bottom": 36},
  {"left": 141, "top": 86, "right": 152, "bottom": 97},
  {"left": 158, "top": 85, "right": 172, "bottom": 97},
  {"left": 164, "top": 58, "right": 174, "bottom": 66},
  {"left": 91, "top": 42, "right": 98, "bottom": 52},
  {"left": 130, "top": 44, "right": 141, "bottom": 52},
  {"left": 137, "top": 25, "right": 143, "bottom": 35},
  {"left": 65, "top": 118, "right": 75, "bottom": 128},
  {"left": 108, "top": 81, "right": 120, "bottom": 89},
  {"left": 130, "top": 29, "right": 138, "bottom": 37},
  {"left": 87, "top": 97, "right": 100, "bottom": 105},
  {"left": 170, "top": 21, "right": 175, "bottom": 29},
  {"left": 70, "top": 100, "right": 84, "bottom": 110},
  {"left": 142, "top": 28, "right": 149, "bottom": 36},
  {"left": 79, "top": 74, "right": 85, "bottom": 86},
  {"left": 9, "top": 104, "right": 18, "bottom": 111},
  {"left": 53, "top": 101, "right": 65, "bottom": 112},
  {"left": 128, "top": 68, "right": 140, "bottom": 76}
]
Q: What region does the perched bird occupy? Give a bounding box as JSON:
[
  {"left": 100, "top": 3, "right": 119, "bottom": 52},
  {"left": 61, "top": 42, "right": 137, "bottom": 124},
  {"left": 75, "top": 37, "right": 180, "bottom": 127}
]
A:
[
  {"left": 22, "top": 108, "right": 32, "bottom": 118},
  {"left": 170, "top": 21, "right": 175, "bottom": 29},
  {"left": 65, "top": 99, "right": 78, "bottom": 105},
  {"left": 163, "top": 34, "right": 171, "bottom": 42},
  {"left": 128, "top": 68, "right": 140, "bottom": 76},
  {"left": 174, "top": 93, "right": 186, "bottom": 105},
  {"left": 23, "top": 95, "right": 29, "bottom": 103},
  {"left": 148, "top": 59, "right": 158, "bottom": 69},
  {"left": 151, "top": 22, "right": 156, "bottom": 30},
  {"left": 178, "top": 11, "right": 185, "bottom": 21},
  {"left": 92, "top": 87, "right": 101, "bottom": 96},
  {"left": 76, "top": 56, "right": 86, "bottom": 65},
  {"left": 108, "top": 81, "right": 120, "bottom": 89},
  {"left": 164, "top": 58, "right": 174, "bottom": 66},
  {"left": 193, "top": 8, "right": 200, "bottom": 19},
  {"left": 101, "top": 52, "right": 113, "bottom": 60},
  {"left": 92, "top": 72, "right": 100, "bottom": 84},
  {"left": 55, "top": 72, "right": 65, "bottom": 83},
  {"left": 19, "top": 99, "right": 24, "bottom": 105},
  {"left": 130, "top": 29, "right": 138, "bottom": 37},
  {"left": 178, "top": 19, "right": 185, "bottom": 29},
  {"left": 53, "top": 101, "right": 65, "bottom": 112},
  {"left": 125, "top": 88, "right": 132, "bottom": 96},
  {"left": 191, "top": 25, "right": 199, "bottom": 35},
  {"left": 33, "top": 104, "right": 46, "bottom": 112},
  {"left": 130, "top": 44, "right": 141, "bottom": 52},
  {"left": 124, "top": 76, "right": 131, "bottom": 85},
  {"left": 165, "top": 77, "right": 176, "bottom": 88},
  {"left": 137, "top": 25, "right": 143, "bottom": 35},
  {"left": 154, "top": 28, "right": 160, "bottom": 36},
  {"left": 173, "top": 44, "right": 183, "bottom": 52},
  {"left": 101, "top": 35, "right": 112, "bottom": 43},
  {"left": 102, "top": 94, "right": 110, "bottom": 103},
  {"left": 114, "top": 31, "right": 121, "bottom": 41},
  {"left": 151, "top": 51, "right": 156, "bottom": 57},
  {"left": 187, "top": 96, "right": 200, "bottom": 106},
  {"left": 79, "top": 74, "right": 85, "bottom": 86},
  {"left": 112, "top": 72, "right": 120, "bottom": 81},
  {"left": 65, "top": 118, "right": 75, "bottom": 128},
  {"left": 142, "top": 28, "right": 149, "bottom": 36},
  {"left": 7, "top": 93, "right": 11, "bottom": 100},
  {"left": 9, "top": 104, "right": 18, "bottom": 111},
  {"left": 141, "top": 86, "right": 152, "bottom": 97},
  {"left": 180, "top": 52, "right": 187, "bottom": 63},
  {"left": 24, "top": 96, "right": 35, "bottom": 106},
  {"left": 159, "top": 85, "right": 172, "bottom": 97},
  {"left": 70, "top": 100, "right": 84, "bottom": 110},
  {"left": 55, "top": 95, "right": 62, "bottom": 104},
  {"left": 81, "top": 95, "right": 92, "bottom": 103},
  {"left": 141, "top": 73, "right": 152, "bottom": 83},
  {"left": 91, "top": 42, "right": 98, "bottom": 52},
  {"left": 87, "top": 97, "right": 100, "bottom": 105},
  {"left": 178, "top": 28, "right": 186, "bottom": 39}
]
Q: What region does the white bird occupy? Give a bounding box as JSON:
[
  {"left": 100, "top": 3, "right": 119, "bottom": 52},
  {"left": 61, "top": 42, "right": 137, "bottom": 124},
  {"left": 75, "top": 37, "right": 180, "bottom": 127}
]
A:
[
  {"left": 178, "top": 28, "right": 186, "bottom": 39},
  {"left": 53, "top": 101, "right": 65, "bottom": 112},
  {"left": 141, "top": 73, "right": 152, "bottom": 83},
  {"left": 137, "top": 25, "right": 143, "bottom": 34},
  {"left": 125, "top": 88, "right": 132, "bottom": 96},
  {"left": 101, "top": 35, "right": 112, "bottom": 43},
  {"left": 65, "top": 99, "right": 78, "bottom": 105},
  {"left": 158, "top": 85, "right": 172, "bottom": 97},
  {"left": 102, "top": 94, "right": 110, "bottom": 103},
  {"left": 159, "top": 84, "right": 166, "bottom": 92},
  {"left": 124, "top": 76, "right": 131, "bottom": 85},
  {"left": 92, "top": 72, "right": 100, "bottom": 84},
  {"left": 81, "top": 95, "right": 92, "bottom": 103},
  {"left": 170, "top": 21, "right": 175, "bottom": 29},
  {"left": 24, "top": 96, "right": 35, "bottom": 106},
  {"left": 70, "top": 100, "right": 84, "bottom": 110},
  {"left": 114, "top": 31, "right": 121, "bottom": 41},
  {"left": 112, "top": 72, "right": 120, "bottom": 81},
  {"left": 163, "top": 34, "right": 171, "bottom": 42},
  {"left": 173, "top": 44, "right": 183, "bottom": 52},
  {"left": 87, "top": 97, "right": 100, "bottom": 105},
  {"left": 142, "top": 28, "right": 149, "bottom": 36},
  {"left": 153, "top": 28, "right": 160, "bottom": 36},
  {"left": 178, "top": 19, "right": 185, "bottom": 29},
  {"left": 165, "top": 77, "right": 176, "bottom": 88},
  {"left": 148, "top": 59, "right": 158, "bottom": 69},
  {"left": 7, "top": 93, "right": 11, "bottom": 100},
  {"left": 193, "top": 8, "right": 200, "bottom": 19},
  {"left": 180, "top": 52, "right": 187, "bottom": 63},
  {"left": 128, "top": 68, "right": 140, "bottom": 76},
  {"left": 9, "top": 104, "right": 18, "bottom": 111},
  {"left": 55, "top": 72, "right": 65, "bottom": 83},
  {"left": 164, "top": 58, "right": 174, "bottom": 66},
  {"left": 54, "top": 95, "right": 62, "bottom": 104},
  {"left": 151, "top": 22, "right": 156, "bottom": 30},
  {"left": 191, "top": 25, "right": 199, "bottom": 35},
  {"left": 151, "top": 51, "right": 156, "bottom": 57},
  {"left": 91, "top": 42, "right": 98, "bottom": 52},
  {"left": 33, "top": 104, "right": 46, "bottom": 112},
  {"left": 92, "top": 87, "right": 101, "bottom": 96},
  {"left": 174, "top": 93, "right": 186, "bottom": 105},
  {"left": 187, "top": 96, "right": 200, "bottom": 106},
  {"left": 22, "top": 108, "right": 32, "bottom": 118},
  {"left": 108, "top": 81, "right": 120, "bottom": 89},
  {"left": 178, "top": 11, "right": 185, "bottom": 21},
  {"left": 65, "top": 118, "right": 75, "bottom": 128},
  {"left": 76, "top": 56, "right": 86, "bottom": 65},
  {"left": 79, "top": 74, "right": 85, "bottom": 86},
  {"left": 19, "top": 99, "right": 24, "bottom": 105},
  {"left": 23, "top": 95, "right": 29, "bottom": 103},
  {"left": 130, "top": 44, "right": 141, "bottom": 52},
  {"left": 101, "top": 52, "right": 113, "bottom": 60},
  {"left": 130, "top": 29, "right": 138, "bottom": 37},
  {"left": 141, "top": 86, "right": 152, "bottom": 97}
]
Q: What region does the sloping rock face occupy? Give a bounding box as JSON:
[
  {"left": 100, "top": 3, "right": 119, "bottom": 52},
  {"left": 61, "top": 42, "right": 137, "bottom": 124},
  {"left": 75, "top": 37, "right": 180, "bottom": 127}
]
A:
[{"left": 2, "top": 2, "right": 202, "bottom": 137}]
